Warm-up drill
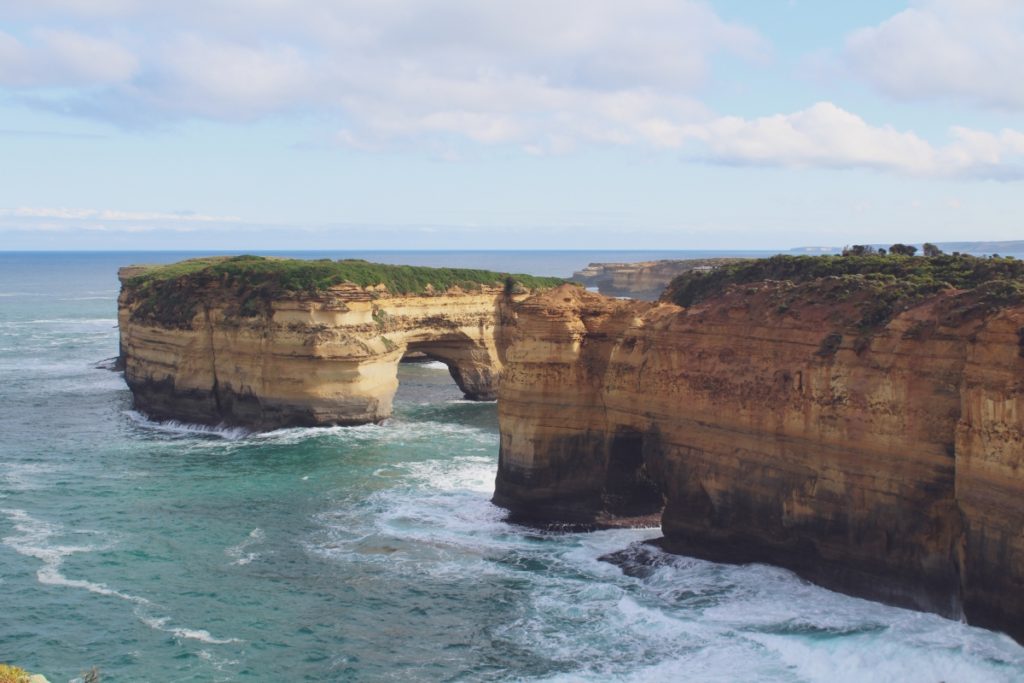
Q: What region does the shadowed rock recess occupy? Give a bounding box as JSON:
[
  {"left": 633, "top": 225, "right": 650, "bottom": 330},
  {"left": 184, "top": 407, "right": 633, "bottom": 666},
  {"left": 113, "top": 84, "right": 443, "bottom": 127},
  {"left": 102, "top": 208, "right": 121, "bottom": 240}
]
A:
[
  {"left": 495, "top": 254, "right": 1024, "bottom": 643},
  {"left": 120, "top": 254, "right": 1024, "bottom": 642},
  {"left": 117, "top": 256, "right": 563, "bottom": 428}
]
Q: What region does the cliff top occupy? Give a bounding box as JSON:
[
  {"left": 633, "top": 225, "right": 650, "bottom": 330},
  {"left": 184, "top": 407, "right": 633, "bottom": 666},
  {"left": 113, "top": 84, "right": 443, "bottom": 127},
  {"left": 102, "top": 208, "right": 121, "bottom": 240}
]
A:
[
  {"left": 123, "top": 255, "right": 564, "bottom": 294},
  {"left": 121, "top": 255, "right": 565, "bottom": 328},
  {"left": 572, "top": 258, "right": 744, "bottom": 284},
  {"left": 664, "top": 253, "right": 1024, "bottom": 330}
]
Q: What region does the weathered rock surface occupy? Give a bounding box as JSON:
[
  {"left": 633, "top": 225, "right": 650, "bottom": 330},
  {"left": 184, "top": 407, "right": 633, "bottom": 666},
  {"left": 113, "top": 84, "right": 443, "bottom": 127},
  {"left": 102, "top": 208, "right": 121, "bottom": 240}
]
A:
[
  {"left": 571, "top": 259, "right": 742, "bottom": 299},
  {"left": 494, "top": 283, "right": 1024, "bottom": 641},
  {"left": 119, "top": 269, "right": 522, "bottom": 429}
]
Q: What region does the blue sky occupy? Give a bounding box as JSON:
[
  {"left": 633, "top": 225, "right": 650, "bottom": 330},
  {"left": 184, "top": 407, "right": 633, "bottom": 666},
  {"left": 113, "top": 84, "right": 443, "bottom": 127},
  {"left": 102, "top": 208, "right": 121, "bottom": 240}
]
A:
[{"left": 1, "top": 0, "right": 1021, "bottom": 250}]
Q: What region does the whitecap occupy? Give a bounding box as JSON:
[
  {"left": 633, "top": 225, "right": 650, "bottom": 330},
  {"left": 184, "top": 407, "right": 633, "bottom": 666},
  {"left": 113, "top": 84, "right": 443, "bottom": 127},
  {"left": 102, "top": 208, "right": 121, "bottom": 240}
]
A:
[
  {"left": 22, "top": 318, "right": 118, "bottom": 326},
  {"left": 137, "top": 614, "right": 242, "bottom": 645},
  {"left": 1, "top": 461, "right": 60, "bottom": 492},
  {"left": 1, "top": 508, "right": 245, "bottom": 648},
  {"left": 252, "top": 419, "right": 493, "bottom": 448},
  {"left": 403, "top": 454, "right": 496, "bottom": 490},
  {"left": 0, "top": 508, "right": 150, "bottom": 606},
  {"left": 225, "top": 528, "right": 265, "bottom": 566},
  {"left": 744, "top": 629, "right": 1023, "bottom": 683},
  {"left": 124, "top": 411, "right": 251, "bottom": 440}
]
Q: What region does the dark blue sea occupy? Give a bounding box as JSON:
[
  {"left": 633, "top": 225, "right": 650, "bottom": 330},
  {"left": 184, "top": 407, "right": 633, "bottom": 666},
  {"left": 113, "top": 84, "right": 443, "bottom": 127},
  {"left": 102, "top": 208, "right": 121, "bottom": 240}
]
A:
[{"left": 2, "top": 251, "right": 1023, "bottom": 682}]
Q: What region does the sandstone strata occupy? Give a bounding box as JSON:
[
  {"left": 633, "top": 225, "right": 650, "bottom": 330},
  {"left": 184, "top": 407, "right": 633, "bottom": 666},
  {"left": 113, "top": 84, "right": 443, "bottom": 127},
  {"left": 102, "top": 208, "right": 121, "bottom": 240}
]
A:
[
  {"left": 118, "top": 270, "right": 526, "bottom": 429},
  {"left": 571, "top": 259, "right": 742, "bottom": 299},
  {"left": 494, "top": 283, "right": 1024, "bottom": 641}
]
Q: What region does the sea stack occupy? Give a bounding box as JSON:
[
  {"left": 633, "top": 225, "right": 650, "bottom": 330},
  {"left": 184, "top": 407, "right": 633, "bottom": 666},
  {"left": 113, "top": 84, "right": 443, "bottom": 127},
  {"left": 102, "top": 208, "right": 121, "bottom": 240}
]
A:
[{"left": 117, "top": 256, "right": 563, "bottom": 429}]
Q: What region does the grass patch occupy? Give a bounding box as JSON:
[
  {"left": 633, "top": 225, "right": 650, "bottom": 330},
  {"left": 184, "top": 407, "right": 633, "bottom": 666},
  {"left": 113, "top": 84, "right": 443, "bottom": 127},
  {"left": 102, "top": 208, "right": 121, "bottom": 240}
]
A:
[
  {"left": 0, "top": 664, "right": 30, "bottom": 683},
  {"left": 124, "top": 255, "right": 565, "bottom": 328},
  {"left": 664, "top": 253, "right": 1024, "bottom": 330}
]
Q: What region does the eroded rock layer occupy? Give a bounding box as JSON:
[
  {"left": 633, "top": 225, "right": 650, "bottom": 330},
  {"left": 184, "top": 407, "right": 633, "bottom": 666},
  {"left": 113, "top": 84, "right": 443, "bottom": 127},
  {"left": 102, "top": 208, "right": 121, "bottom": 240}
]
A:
[
  {"left": 495, "top": 283, "right": 1024, "bottom": 641},
  {"left": 119, "top": 269, "right": 521, "bottom": 429},
  {"left": 571, "top": 258, "right": 743, "bottom": 299}
]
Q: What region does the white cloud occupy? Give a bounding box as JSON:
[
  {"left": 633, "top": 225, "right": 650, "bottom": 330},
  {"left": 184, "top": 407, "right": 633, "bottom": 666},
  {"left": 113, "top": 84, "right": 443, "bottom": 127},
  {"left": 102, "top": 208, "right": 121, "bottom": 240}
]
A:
[
  {"left": 845, "top": 0, "right": 1024, "bottom": 109},
  {"left": 7, "top": 0, "right": 139, "bottom": 14},
  {"left": 0, "top": 29, "right": 137, "bottom": 87},
  {"left": 2, "top": 0, "right": 1023, "bottom": 181},
  {"left": 0, "top": 0, "right": 763, "bottom": 148},
  {"left": 150, "top": 35, "right": 315, "bottom": 118},
  {"left": 0, "top": 206, "right": 245, "bottom": 237},
  {"left": 656, "top": 102, "right": 1024, "bottom": 179},
  {"left": 0, "top": 207, "right": 240, "bottom": 222}
]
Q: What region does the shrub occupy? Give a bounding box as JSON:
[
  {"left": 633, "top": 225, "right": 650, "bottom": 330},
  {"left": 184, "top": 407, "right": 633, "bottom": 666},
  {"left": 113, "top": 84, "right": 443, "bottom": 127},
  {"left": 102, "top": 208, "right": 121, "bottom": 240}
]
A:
[
  {"left": 889, "top": 243, "right": 918, "bottom": 256},
  {"left": 124, "top": 256, "right": 565, "bottom": 328},
  {"left": 842, "top": 245, "right": 883, "bottom": 256},
  {"left": 0, "top": 664, "right": 30, "bottom": 683},
  {"left": 663, "top": 253, "right": 1024, "bottom": 330}
]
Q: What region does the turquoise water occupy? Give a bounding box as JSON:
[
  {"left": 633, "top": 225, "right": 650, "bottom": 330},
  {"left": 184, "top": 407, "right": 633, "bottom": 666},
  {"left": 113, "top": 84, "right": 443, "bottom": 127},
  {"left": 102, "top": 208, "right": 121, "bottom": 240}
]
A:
[{"left": 2, "top": 251, "right": 1024, "bottom": 682}]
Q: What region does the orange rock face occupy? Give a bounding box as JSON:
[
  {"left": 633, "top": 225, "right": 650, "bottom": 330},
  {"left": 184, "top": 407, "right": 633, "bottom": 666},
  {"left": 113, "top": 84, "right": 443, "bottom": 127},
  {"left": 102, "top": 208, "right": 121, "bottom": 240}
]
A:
[
  {"left": 494, "top": 283, "right": 1024, "bottom": 641},
  {"left": 118, "top": 268, "right": 520, "bottom": 429}
]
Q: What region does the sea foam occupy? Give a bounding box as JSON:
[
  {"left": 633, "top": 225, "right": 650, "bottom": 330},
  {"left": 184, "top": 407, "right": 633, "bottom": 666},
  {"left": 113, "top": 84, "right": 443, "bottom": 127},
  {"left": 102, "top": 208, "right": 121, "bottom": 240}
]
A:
[
  {"left": 225, "top": 528, "right": 266, "bottom": 566},
  {"left": 1, "top": 508, "right": 243, "bottom": 647},
  {"left": 1, "top": 508, "right": 149, "bottom": 605},
  {"left": 125, "top": 410, "right": 251, "bottom": 440}
]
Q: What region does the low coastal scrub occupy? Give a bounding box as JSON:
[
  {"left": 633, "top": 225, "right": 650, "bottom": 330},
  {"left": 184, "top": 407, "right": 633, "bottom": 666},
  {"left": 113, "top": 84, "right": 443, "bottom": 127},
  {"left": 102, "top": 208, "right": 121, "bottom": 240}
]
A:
[
  {"left": 124, "top": 255, "right": 565, "bottom": 328},
  {"left": 0, "top": 665, "right": 29, "bottom": 683},
  {"left": 664, "top": 253, "right": 1024, "bottom": 330}
]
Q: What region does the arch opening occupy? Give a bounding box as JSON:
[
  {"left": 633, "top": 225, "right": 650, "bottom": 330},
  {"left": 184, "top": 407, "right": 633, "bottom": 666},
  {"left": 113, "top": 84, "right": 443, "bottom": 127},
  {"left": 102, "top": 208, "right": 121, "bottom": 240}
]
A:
[{"left": 401, "top": 338, "right": 499, "bottom": 401}]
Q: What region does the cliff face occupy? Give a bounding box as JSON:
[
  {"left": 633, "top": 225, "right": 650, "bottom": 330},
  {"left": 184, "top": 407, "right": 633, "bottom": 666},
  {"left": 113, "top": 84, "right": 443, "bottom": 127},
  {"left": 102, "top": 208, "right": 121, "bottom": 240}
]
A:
[
  {"left": 119, "top": 269, "right": 518, "bottom": 428},
  {"left": 571, "top": 259, "right": 742, "bottom": 300},
  {"left": 495, "top": 283, "right": 1024, "bottom": 640}
]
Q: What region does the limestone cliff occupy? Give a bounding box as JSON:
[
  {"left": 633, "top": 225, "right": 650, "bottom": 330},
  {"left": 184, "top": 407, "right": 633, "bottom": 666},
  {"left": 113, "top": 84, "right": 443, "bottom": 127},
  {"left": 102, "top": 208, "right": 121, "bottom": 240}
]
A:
[
  {"left": 571, "top": 258, "right": 742, "bottom": 300},
  {"left": 118, "top": 256, "right": 559, "bottom": 429},
  {"left": 495, "top": 256, "right": 1024, "bottom": 641}
]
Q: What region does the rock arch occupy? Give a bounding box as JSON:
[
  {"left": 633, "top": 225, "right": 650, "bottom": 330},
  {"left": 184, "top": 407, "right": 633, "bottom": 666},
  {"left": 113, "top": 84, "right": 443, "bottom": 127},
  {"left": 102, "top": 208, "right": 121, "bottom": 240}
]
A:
[
  {"left": 402, "top": 336, "right": 499, "bottom": 401},
  {"left": 118, "top": 279, "right": 518, "bottom": 429}
]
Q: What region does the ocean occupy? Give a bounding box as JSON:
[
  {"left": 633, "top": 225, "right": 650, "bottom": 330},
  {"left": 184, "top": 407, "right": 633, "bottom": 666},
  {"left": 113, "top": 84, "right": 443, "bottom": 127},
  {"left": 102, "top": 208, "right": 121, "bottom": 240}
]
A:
[{"left": 1, "top": 251, "right": 1023, "bottom": 682}]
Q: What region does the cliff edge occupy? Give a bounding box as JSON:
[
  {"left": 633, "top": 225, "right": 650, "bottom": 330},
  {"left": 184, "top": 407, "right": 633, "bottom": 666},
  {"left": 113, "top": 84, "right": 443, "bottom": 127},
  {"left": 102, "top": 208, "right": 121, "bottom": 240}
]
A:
[
  {"left": 495, "top": 254, "right": 1024, "bottom": 641},
  {"left": 118, "top": 255, "right": 562, "bottom": 429},
  {"left": 571, "top": 258, "right": 744, "bottom": 299}
]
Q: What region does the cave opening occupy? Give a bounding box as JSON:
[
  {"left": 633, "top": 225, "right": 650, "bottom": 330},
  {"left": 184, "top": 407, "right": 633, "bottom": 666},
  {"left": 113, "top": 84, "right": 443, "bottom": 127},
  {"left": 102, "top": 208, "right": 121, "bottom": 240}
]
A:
[{"left": 603, "top": 428, "right": 663, "bottom": 517}]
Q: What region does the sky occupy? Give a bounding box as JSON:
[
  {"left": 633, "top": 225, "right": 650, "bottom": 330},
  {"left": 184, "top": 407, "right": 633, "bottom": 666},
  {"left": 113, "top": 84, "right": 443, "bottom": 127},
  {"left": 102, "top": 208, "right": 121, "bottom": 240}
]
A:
[{"left": 0, "top": 0, "right": 1022, "bottom": 250}]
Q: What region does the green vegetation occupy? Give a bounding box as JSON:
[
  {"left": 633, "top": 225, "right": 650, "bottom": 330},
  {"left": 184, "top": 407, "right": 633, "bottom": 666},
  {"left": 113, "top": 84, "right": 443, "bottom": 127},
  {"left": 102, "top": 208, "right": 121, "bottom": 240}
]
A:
[
  {"left": 0, "top": 664, "right": 30, "bottom": 683},
  {"left": 124, "top": 255, "right": 565, "bottom": 328},
  {"left": 665, "top": 253, "right": 1024, "bottom": 330},
  {"left": 888, "top": 243, "right": 918, "bottom": 257}
]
